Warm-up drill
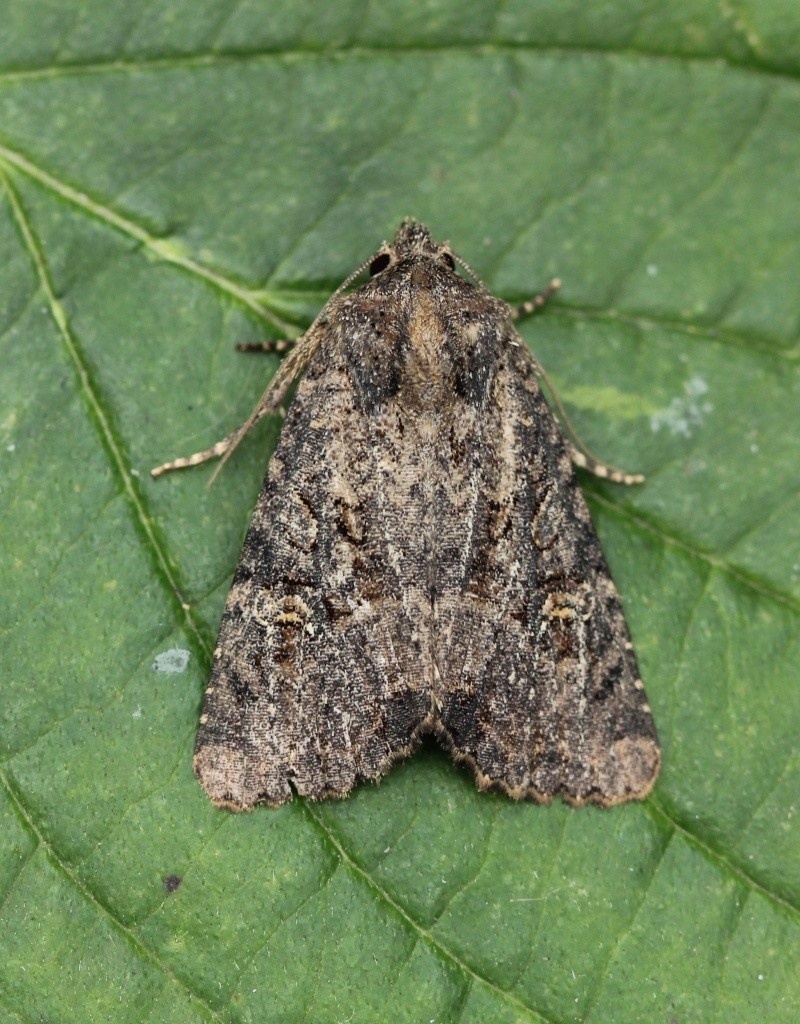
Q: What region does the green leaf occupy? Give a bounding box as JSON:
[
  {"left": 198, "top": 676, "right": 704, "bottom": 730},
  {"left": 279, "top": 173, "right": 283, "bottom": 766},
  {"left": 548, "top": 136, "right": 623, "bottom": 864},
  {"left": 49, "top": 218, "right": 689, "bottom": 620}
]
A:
[{"left": 1, "top": 3, "right": 798, "bottom": 1022}]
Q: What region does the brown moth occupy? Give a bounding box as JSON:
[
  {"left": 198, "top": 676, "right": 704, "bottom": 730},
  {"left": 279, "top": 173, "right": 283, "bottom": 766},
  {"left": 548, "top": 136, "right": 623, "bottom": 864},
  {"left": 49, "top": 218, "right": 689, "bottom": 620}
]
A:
[{"left": 153, "top": 219, "right": 660, "bottom": 810}]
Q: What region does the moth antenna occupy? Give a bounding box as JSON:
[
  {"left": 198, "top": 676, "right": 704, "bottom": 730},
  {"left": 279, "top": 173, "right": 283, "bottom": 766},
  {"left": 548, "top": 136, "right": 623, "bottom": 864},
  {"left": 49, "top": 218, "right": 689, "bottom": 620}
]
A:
[
  {"left": 154, "top": 251, "right": 382, "bottom": 483},
  {"left": 335, "top": 252, "right": 379, "bottom": 293},
  {"left": 453, "top": 252, "right": 492, "bottom": 293},
  {"left": 205, "top": 335, "right": 313, "bottom": 486},
  {"left": 205, "top": 251, "right": 381, "bottom": 485},
  {"left": 568, "top": 447, "right": 644, "bottom": 486},
  {"left": 528, "top": 354, "right": 644, "bottom": 485}
]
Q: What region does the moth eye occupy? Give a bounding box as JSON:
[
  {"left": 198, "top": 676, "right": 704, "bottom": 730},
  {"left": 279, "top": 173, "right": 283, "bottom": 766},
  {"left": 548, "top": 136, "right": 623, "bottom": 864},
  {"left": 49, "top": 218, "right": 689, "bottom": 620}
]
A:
[
  {"left": 440, "top": 252, "right": 456, "bottom": 270},
  {"left": 369, "top": 253, "right": 391, "bottom": 276}
]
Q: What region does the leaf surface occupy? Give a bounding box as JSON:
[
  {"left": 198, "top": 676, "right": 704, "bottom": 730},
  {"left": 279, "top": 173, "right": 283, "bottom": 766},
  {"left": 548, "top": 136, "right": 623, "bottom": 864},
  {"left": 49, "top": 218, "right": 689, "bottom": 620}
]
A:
[{"left": 1, "top": 4, "right": 798, "bottom": 1022}]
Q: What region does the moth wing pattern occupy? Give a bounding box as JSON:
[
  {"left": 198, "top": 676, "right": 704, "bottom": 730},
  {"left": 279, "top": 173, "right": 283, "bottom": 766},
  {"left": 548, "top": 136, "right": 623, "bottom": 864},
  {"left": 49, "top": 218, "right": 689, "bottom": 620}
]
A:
[
  {"left": 187, "top": 218, "right": 660, "bottom": 810},
  {"left": 435, "top": 340, "right": 659, "bottom": 806},
  {"left": 193, "top": 322, "right": 435, "bottom": 810}
]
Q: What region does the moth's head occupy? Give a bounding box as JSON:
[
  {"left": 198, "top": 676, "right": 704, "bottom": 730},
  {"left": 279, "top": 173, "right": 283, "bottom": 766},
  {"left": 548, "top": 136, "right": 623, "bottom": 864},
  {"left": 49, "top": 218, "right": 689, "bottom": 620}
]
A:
[
  {"left": 367, "top": 218, "right": 457, "bottom": 278},
  {"left": 392, "top": 219, "right": 440, "bottom": 255}
]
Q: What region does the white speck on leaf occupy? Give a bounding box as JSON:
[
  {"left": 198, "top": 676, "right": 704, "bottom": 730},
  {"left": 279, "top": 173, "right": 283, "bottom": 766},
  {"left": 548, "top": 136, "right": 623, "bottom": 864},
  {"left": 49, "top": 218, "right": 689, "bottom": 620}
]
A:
[
  {"left": 650, "top": 375, "right": 713, "bottom": 437},
  {"left": 153, "top": 648, "right": 191, "bottom": 674}
]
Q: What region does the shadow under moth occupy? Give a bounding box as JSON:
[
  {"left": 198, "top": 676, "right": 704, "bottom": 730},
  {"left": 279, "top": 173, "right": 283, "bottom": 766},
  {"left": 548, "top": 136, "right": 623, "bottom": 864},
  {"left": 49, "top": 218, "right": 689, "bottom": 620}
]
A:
[{"left": 153, "top": 220, "right": 660, "bottom": 811}]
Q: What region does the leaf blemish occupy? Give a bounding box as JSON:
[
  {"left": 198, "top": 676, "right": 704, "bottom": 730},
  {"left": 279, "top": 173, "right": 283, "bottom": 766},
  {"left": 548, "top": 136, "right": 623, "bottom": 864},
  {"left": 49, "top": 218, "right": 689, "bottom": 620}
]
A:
[
  {"left": 152, "top": 648, "right": 191, "bottom": 674},
  {"left": 649, "top": 375, "right": 712, "bottom": 438}
]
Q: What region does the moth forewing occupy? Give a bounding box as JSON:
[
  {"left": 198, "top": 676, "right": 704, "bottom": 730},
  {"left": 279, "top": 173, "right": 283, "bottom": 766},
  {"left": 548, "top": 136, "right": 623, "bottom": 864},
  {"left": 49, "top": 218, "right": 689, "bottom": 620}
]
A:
[{"left": 155, "top": 219, "right": 659, "bottom": 810}]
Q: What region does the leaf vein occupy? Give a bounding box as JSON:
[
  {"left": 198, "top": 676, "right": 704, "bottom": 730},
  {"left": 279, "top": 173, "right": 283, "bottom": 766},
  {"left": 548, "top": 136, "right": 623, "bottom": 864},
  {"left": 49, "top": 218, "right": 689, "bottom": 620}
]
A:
[
  {"left": 0, "top": 770, "right": 225, "bottom": 1024},
  {"left": 303, "top": 801, "right": 554, "bottom": 1024}
]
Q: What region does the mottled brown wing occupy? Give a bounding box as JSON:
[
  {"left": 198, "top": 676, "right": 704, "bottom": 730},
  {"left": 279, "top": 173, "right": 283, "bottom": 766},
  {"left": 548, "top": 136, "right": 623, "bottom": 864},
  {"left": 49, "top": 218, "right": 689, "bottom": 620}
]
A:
[
  {"left": 435, "top": 342, "right": 660, "bottom": 806},
  {"left": 193, "top": 332, "right": 435, "bottom": 810},
  {"left": 194, "top": 259, "right": 658, "bottom": 810}
]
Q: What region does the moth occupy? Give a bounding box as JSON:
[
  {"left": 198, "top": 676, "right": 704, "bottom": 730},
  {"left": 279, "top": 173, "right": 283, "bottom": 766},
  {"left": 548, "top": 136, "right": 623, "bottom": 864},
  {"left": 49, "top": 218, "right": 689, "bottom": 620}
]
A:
[{"left": 153, "top": 219, "right": 660, "bottom": 810}]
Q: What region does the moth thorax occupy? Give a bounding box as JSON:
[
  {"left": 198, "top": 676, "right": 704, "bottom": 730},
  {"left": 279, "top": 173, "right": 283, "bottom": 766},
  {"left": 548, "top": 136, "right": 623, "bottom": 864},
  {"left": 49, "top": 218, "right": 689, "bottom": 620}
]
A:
[{"left": 404, "top": 293, "right": 452, "bottom": 406}]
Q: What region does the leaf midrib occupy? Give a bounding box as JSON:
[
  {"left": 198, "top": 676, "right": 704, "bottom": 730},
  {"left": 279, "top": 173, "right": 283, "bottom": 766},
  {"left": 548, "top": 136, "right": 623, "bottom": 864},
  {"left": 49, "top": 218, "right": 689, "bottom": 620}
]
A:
[{"left": 0, "top": 40, "right": 797, "bottom": 86}]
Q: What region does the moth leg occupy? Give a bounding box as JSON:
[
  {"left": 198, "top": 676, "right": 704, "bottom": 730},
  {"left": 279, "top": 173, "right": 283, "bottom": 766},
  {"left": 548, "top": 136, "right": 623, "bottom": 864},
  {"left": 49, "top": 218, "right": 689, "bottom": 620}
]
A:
[
  {"left": 236, "top": 338, "right": 296, "bottom": 354},
  {"left": 569, "top": 445, "right": 644, "bottom": 485},
  {"left": 510, "top": 278, "right": 561, "bottom": 320}
]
